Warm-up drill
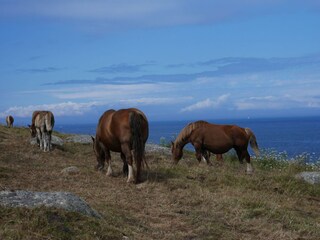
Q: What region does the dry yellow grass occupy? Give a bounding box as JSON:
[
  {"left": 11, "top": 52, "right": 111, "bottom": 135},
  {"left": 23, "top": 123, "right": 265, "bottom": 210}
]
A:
[{"left": 1, "top": 125, "right": 320, "bottom": 239}]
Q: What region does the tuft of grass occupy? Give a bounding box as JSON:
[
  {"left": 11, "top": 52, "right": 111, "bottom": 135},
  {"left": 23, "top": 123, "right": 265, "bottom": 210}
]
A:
[{"left": 0, "top": 207, "right": 123, "bottom": 240}]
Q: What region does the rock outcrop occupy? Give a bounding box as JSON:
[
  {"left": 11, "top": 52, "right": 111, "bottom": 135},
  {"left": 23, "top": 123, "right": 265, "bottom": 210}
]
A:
[
  {"left": 61, "top": 166, "right": 80, "bottom": 175},
  {"left": 30, "top": 135, "right": 64, "bottom": 146},
  {"left": 65, "top": 135, "right": 93, "bottom": 144},
  {"left": 0, "top": 190, "right": 101, "bottom": 218}
]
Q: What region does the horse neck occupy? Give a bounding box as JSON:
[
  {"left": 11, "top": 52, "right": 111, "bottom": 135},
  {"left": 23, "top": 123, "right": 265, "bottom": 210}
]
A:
[
  {"left": 175, "top": 122, "right": 201, "bottom": 149},
  {"left": 175, "top": 131, "right": 191, "bottom": 150},
  {"left": 97, "top": 140, "right": 106, "bottom": 159}
]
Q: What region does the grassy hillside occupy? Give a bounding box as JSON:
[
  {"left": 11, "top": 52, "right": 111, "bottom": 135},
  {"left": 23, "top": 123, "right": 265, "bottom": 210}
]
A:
[{"left": 0, "top": 125, "right": 320, "bottom": 240}]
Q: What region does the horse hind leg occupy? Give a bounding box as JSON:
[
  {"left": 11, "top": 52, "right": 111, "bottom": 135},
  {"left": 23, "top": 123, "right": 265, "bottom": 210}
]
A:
[
  {"left": 37, "top": 129, "right": 43, "bottom": 150},
  {"left": 44, "top": 132, "right": 50, "bottom": 152},
  {"left": 48, "top": 132, "right": 52, "bottom": 151},
  {"left": 236, "top": 149, "right": 253, "bottom": 174},
  {"left": 245, "top": 152, "right": 254, "bottom": 174},
  {"left": 121, "top": 144, "right": 135, "bottom": 183},
  {"left": 121, "top": 152, "right": 129, "bottom": 176}
]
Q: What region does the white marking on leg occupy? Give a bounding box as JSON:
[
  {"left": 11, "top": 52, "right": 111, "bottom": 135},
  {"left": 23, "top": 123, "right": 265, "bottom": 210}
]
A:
[
  {"left": 39, "top": 136, "right": 43, "bottom": 150},
  {"left": 201, "top": 156, "right": 207, "bottom": 164},
  {"left": 106, "top": 165, "right": 113, "bottom": 176},
  {"left": 44, "top": 133, "right": 48, "bottom": 152},
  {"left": 246, "top": 163, "right": 253, "bottom": 174},
  {"left": 127, "top": 165, "right": 135, "bottom": 182}
]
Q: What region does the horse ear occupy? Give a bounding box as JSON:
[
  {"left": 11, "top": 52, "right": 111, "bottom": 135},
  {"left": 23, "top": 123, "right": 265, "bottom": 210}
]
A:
[
  {"left": 91, "top": 136, "right": 95, "bottom": 142},
  {"left": 171, "top": 141, "right": 174, "bottom": 147}
]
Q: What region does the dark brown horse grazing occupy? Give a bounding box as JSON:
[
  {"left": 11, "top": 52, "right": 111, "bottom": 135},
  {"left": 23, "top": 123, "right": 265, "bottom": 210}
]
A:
[
  {"left": 6, "top": 115, "right": 14, "bottom": 128},
  {"left": 28, "top": 111, "right": 55, "bottom": 152},
  {"left": 92, "top": 108, "right": 149, "bottom": 183},
  {"left": 171, "top": 121, "right": 259, "bottom": 173}
]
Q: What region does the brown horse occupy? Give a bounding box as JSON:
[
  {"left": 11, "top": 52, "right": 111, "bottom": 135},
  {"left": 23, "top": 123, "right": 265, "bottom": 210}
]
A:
[
  {"left": 6, "top": 115, "right": 14, "bottom": 128},
  {"left": 92, "top": 108, "right": 149, "bottom": 183},
  {"left": 171, "top": 121, "right": 259, "bottom": 173},
  {"left": 28, "top": 111, "right": 55, "bottom": 152}
]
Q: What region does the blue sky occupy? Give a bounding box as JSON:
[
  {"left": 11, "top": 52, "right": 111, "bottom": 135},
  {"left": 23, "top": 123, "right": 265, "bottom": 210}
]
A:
[{"left": 1, "top": 0, "right": 320, "bottom": 124}]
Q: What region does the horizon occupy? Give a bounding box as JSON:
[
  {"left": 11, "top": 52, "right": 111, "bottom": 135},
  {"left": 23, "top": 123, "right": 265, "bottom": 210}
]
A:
[
  {"left": 3, "top": 114, "right": 320, "bottom": 127},
  {"left": 1, "top": 1, "right": 320, "bottom": 122}
]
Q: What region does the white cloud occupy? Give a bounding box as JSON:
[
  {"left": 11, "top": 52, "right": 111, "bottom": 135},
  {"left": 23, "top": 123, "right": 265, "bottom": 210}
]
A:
[
  {"left": 180, "top": 94, "right": 230, "bottom": 112},
  {"left": 235, "top": 94, "right": 320, "bottom": 110},
  {"left": 52, "top": 84, "right": 164, "bottom": 100},
  {"left": 120, "top": 97, "right": 192, "bottom": 105},
  {"left": 0, "top": 101, "right": 99, "bottom": 118}
]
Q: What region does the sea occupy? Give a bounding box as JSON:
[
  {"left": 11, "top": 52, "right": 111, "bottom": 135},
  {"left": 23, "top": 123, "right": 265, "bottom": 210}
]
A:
[{"left": 54, "top": 116, "right": 320, "bottom": 163}]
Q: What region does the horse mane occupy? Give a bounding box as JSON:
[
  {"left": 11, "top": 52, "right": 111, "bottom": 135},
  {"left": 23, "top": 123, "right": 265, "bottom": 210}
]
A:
[{"left": 175, "top": 120, "right": 208, "bottom": 146}]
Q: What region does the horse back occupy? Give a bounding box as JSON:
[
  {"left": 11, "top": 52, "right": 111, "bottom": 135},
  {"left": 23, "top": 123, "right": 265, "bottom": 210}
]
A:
[
  {"left": 96, "top": 109, "right": 121, "bottom": 149},
  {"left": 223, "top": 125, "right": 249, "bottom": 146},
  {"left": 33, "top": 111, "right": 55, "bottom": 131},
  {"left": 190, "top": 123, "right": 248, "bottom": 152},
  {"left": 96, "top": 108, "right": 148, "bottom": 151}
]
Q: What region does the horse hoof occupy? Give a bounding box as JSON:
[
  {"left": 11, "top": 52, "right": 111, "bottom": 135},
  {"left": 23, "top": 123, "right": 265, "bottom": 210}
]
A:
[{"left": 127, "top": 178, "right": 135, "bottom": 183}]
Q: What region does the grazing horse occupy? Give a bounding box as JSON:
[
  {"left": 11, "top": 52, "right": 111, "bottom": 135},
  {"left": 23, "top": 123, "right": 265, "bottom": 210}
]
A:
[
  {"left": 6, "top": 115, "right": 14, "bottom": 128},
  {"left": 28, "top": 111, "right": 55, "bottom": 152},
  {"left": 92, "top": 108, "right": 149, "bottom": 183},
  {"left": 171, "top": 121, "right": 259, "bottom": 173}
]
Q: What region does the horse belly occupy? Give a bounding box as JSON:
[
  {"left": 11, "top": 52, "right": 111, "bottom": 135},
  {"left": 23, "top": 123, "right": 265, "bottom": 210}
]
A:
[
  {"left": 204, "top": 137, "right": 233, "bottom": 154},
  {"left": 101, "top": 136, "right": 122, "bottom": 152},
  {"left": 205, "top": 145, "right": 231, "bottom": 154}
]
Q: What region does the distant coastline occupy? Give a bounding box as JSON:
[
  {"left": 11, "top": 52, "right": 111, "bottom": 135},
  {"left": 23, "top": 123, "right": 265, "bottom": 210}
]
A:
[{"left": 3, "top": 116, "right": 320, "bottom": 162}]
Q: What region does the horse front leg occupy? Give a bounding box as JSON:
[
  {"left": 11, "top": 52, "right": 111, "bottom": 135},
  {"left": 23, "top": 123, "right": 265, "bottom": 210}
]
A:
[
  {"left": 105, "top": 150, "right": 113, "bottom": 176},
  {"left": 202, "top": 150, "right": 213, "bottom": 166},
  {"left": 193, "top": 143, "right": 203, "bottom": 164}
]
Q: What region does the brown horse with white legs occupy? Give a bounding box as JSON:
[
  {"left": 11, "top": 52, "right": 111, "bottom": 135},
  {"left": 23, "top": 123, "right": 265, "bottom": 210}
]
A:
[
  {"left": 6, "top": 115, "right": 14, "bottom": 128},
  {"left": 28, "top": 111, "right": 55, "bottom": 152},
  {"left": 92, "top": 108, "right": 149, "bottom": 183},
  {"left": 171, "top": 121, "right": 259, "bottom": 174}
]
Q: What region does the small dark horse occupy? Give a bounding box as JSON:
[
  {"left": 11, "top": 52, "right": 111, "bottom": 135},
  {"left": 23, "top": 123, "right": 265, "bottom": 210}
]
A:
[
  {"left": 92, "top": 108, "right": 149, "bottom": 183},
  {"left": 171, "top": 121, "right": 259, "bottom": 173},
  {"left": 6, "top": 115, "right": 14, "bottom": 128}
]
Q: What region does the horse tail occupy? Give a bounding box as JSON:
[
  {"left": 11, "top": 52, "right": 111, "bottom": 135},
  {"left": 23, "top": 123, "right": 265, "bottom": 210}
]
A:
[
  {"left": 130, "top": 111, "right": 147, "bottom": 183},
  {"left": 45, "top": 111, "right": 55, "bottom": 132},
  {"left": 245, "top": 128, "right": 260, "bottom": 156}
]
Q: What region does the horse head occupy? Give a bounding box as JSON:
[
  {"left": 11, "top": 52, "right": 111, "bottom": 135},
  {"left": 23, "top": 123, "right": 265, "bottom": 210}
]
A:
[
  {"left": 28, "top": 124, "right": 37, "bottom": 138},
  {"left": 91, "top": 136, "right": 105, "bottom": 171},
  {"left": 171, "top": 141, "right": 183, "bottom": 164}
]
